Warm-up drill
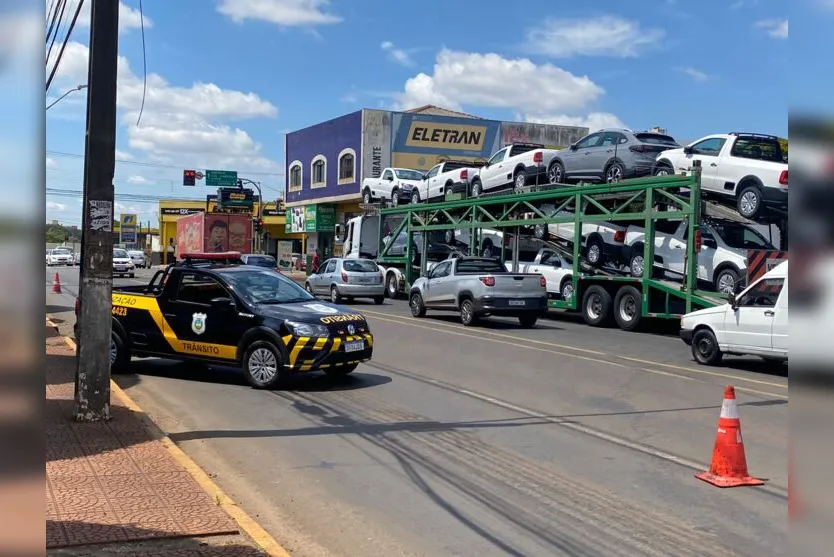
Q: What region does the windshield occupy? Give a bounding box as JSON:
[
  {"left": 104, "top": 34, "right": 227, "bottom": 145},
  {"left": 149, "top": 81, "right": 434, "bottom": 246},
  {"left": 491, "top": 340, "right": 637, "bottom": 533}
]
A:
[
  {"left": 343, "top": 259, "right": 378, "bottom": 273},
  {"left": 710, "top": 223, "right": 775, "bottom": 250},
  {"left": 395, "top": 169, "right": 425, "bottom": 181},
  {"left": 221, "top": 268, "right": 314, "bottom": 304},
  {"left": 113, "top": 249, "right": 128, "bottom": 258},
  {"left": 245, "top": 255, "right": 276, "bottom": 267},
  {"left": 53, "top": 249, "right": 70, "bottom": 255},
  {"left": 635, "top": 133, "right": 679, "bottom": 146}
]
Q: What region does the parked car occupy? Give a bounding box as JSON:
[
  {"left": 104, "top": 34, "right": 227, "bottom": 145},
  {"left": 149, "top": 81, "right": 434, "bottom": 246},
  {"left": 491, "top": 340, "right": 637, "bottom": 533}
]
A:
[
  {"left": 653, "top": 132, "right": 788, "bottom": 219},
  {"left": 112, "top": 248, "right": 135, "bottom": 277},
  {"left": 470, "top": 143, "right": 558, "bottom": 196},
  {"left": 73, "top": 251, "right": 81, "bottom": 265},
  {"left": 361, "top": 167, "right": 426, "bottom": 206},
  {"left": 127, "top": 250, "right": 149, "bottom": 268},
  {"left": 305, "top": 257, "right": 385, "bottom": 304},
  {"left": 547, "top": 128, "right": 680, "bottom": 184},
  {"left": 680, "top": 260, "right": 787, "bottom": 365},
  {"left": 47, "top": 247, "right": 73, "bottom": 266},
  {"left": 418, "top": 160, "right": 481, "bottom": 202},
  {"left": 409, "top": 256, "right": 548, "bottom": 326},
  {"left": 240, "top": 254, "right": 277, "bottom": 269}
]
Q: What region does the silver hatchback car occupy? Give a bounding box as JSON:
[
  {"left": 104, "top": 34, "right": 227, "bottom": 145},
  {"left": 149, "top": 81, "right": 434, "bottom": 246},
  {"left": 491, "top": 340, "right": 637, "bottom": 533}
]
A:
[{"left": 305, "top": 257, "right": 385, "bottom": 305}]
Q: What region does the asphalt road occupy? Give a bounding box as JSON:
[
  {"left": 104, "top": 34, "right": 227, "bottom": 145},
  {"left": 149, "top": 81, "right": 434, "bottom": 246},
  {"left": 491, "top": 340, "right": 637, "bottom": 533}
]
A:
[{"left": 47, "top": 265, "right": 789, "bottom": 557}]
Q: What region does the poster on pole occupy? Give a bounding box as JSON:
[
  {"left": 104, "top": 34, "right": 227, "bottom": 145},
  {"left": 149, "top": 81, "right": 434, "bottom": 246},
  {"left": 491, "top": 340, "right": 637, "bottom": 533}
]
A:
[{"left": 277, "top": 241, "right": 294, "bottom": 271}]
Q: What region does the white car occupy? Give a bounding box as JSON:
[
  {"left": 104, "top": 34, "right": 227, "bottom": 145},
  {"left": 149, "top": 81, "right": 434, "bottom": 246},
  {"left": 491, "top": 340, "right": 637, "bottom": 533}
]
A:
[
  {"left": 361, "top": 167, "right": 426, "bottom": 206},
  {"left": 680, "top": 260, "right": 787, "bottom": 365},
  {"left": 506, "top": 248, "right": 574, "bottom": 301},
  {"left": 127, "top": 250, "right": 149, "bottom": 268},
  {"left": 418, "top": 160, "right": 480, "bottom": 202},
  {"left": 470, "top": 143, "right": 559, "bottom": 196},
  {"left": 532, "top": 204, "right": 627, "bottom": 268},
  {"left": 112, "top": 248, "right": 136, "bottom": 277},
  {"left": 47, "top": 248, "right": 73, "bottom": 266},
  {"left": 654, "top": 132, "right": 788, "bottom": 220}
]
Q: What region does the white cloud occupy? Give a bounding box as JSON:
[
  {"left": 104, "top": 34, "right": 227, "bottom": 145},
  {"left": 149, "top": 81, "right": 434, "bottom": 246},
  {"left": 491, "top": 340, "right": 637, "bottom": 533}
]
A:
[
  {"left": 524, "top": 112, "right": 627, "bottom": 133},
  {"left": 755, "top": 19, "right": 788, "bottom": 38},
  {"left": 381, "top": 41, "right": 414, "bottom": 66},
  {"left": 524, "top": 16, "right": 664, "bottom": 58},
  {"left": 52, "top": 0, "right": 152, "bottom": 33},
  {"left": 217, "top": 0, "right": 341, "bottom": 26},
  {"left": 47, "top": 201, "right": 67, "bottom": 212},
  {"left": 127, "top": 175, "right": 149, "bottom": 184},
  {"left": 46, "top": 157, "right": 58, "bottom": 169},
  {"left": 677, "top": 67, "right": 710, "bottom": 82},
  {"left": 394, "top": 49, "right": 603, "bottom": 115},
  {"left": 51, "top": 41, "right": 282, "bottom": 172},
  {"left": 115, "top": 149, "right": 133, "bottom": 160}
]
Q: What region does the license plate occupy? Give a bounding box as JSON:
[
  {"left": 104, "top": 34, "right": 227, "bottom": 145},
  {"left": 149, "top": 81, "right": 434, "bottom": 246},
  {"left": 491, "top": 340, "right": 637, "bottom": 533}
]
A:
[
  {"left": 344, "top": 340, "right": 364, "bottom": 352},
  {"left": 508, "top": 300, "right": 526, "bottom": 306}
]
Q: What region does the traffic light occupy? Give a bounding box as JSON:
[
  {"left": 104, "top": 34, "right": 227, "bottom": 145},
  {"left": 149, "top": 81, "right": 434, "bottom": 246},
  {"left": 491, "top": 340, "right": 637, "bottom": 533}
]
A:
[
  {"left": 253, "top": 218, "right": 263, "bottom": 233},
  {"left": 183, "top": 169, "right": 196, "bottom": 186}
]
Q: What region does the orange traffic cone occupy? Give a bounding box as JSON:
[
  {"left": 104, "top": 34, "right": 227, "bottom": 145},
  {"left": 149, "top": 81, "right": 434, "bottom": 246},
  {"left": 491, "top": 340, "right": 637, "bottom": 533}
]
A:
[
  {"left": 696, "top": 385, "right": 765, "bottom": 488},
  {"left": 51, "top": 272, "right": 62, "bottom": 294}
]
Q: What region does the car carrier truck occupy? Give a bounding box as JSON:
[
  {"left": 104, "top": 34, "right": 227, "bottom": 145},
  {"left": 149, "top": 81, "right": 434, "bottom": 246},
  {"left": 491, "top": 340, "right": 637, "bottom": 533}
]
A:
[{"left": 368, "top": 161, "right": 786, "bottom": 332}]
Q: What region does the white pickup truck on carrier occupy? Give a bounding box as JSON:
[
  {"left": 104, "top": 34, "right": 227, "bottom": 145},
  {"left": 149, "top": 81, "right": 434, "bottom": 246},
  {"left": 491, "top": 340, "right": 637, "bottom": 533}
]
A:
[
  {"left": 419, "top": 160, "right": 481, "bottom": 202},
  {"left": 470, "top": 143, "right": 561, "bottom": 196},
  {"left": 362, "top": 167, "right": 426, "bottom": 206}
]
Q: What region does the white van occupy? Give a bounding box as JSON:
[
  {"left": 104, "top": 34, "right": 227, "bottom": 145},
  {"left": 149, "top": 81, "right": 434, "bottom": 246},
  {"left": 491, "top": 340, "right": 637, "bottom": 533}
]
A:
[{"left": 679, "top": 260, "right": 787, "bottom": 365}]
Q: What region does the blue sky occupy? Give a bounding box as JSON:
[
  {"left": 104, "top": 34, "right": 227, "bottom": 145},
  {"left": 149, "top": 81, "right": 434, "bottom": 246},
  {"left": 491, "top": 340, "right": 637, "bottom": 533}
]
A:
[{"left": 9, "top": 0, "right": 800, "bottom": 226}]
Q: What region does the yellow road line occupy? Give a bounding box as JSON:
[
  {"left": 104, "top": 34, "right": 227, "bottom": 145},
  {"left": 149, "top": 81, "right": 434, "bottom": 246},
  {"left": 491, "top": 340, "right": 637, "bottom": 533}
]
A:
[
  {"left": 59, "top": 336, "right": 292, "bottom": 557},
  {"left": 617, "top": 355, "right": 788, "bottom": 389}
]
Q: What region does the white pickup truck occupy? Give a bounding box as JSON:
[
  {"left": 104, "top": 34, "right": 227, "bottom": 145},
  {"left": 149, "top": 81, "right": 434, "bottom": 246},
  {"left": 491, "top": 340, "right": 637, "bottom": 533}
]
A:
[
  {"left": 504, "top": 248, "right": 574, "bottom": 301},
  {"left": 624, "top": 218, "right": 777, "bottom": 293},
  {"left": 531, "top": 204, "right": 627, "bottom": 268},
  {"left": 443, "top": 228, "right": 542, "bottom": 259},
  {"left": 653, "top": 132, "right": 788, "bottom": 220},
  {"left": 418, "top": 160, "right": 481, "bottom": 202},
  {"left": 470, "top": 143, "right": 561, "bottom": 196},
  {"left": 361, "top": 167, "right": 426, "bottom": 206}
]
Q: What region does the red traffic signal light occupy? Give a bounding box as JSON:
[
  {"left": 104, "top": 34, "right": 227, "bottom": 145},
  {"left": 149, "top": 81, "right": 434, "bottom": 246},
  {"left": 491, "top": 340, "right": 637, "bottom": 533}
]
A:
[{"left": 183, "top": 169, "right": 196, "bottom": 186}]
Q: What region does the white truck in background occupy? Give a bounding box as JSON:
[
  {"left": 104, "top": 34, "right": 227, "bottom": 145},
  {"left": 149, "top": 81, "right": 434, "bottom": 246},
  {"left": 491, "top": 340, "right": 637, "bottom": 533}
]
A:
[
  {"left": 361, "top": 167, "right": 426, "bottom": 206},
  {"left": 653, "top": 132, "right": 788, "bottom": 220},
  {"left": 418, "top": 160, "right": 481, "bottom": 202},
  {"left": 531, "top": 203, "right": 628, "bottom": 268},
  {"left": 470, "top": 143, "right": 561, "bottom": 196},
  {"left": 505, "top": 248, "right": 575, "bottom": 301}
]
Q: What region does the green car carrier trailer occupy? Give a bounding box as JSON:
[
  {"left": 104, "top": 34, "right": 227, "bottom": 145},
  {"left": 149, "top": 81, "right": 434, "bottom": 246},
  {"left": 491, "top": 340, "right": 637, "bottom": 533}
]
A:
[{"left": 371, "top": 162, "right": 735, "bottom": 332}]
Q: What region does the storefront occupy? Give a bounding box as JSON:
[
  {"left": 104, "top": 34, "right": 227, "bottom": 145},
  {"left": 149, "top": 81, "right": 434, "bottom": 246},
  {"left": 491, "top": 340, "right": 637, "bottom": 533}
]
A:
[{"left": 285, "top": 203, "right": 337, "bottom": 271}]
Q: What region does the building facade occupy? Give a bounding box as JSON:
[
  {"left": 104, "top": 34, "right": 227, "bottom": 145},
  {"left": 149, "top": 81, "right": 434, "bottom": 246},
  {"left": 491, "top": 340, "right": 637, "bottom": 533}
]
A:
[{"left": 283, "top": 106, "right": 590, "bottom": 257}]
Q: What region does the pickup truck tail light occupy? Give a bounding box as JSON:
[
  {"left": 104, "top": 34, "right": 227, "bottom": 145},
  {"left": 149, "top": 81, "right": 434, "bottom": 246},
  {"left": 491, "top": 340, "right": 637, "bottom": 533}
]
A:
[
  {"left": 694, "top": 228, "right": 702, "bottom": 252},
  {"left": 479, "top": 276, "right": 496, "bottom": 287},
  {"left": 540, "top": 276, "right": 547, "bottom": 288},
  {"left": 613, "top": 230, "right": 626, "bottom": 243},
  {"left": 74, "top": 297, "right": 79, "bottom": 315},
  {"left": 459, "top": 169, "right": 468, "bottom": 181},
  {"left": 341, "top": 271, "right": 349, "bottom": 283},
  {"left": 533, "top": 151, "right": 543, "bottom": 164},
  {"left": 779, "top": 170, "right": 788, "bottom": 186}
]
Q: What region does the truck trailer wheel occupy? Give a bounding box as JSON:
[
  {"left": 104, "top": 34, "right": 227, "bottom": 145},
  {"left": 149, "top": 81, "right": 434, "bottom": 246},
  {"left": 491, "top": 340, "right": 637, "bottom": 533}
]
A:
[
  {"left": 385, "top": 273, "right": 399, "bottom": 299},
  {"left": 613, "top": 286, "right": 642, "bottom": 331},
  {"left": 692, "top": 328, "right": 723, "bottom": 366},
  {"left": 582, "top": 285, "right": 612, "bottom": 327},
  {"left": 242, "top": 340, "right": 285, "bottom": 389}
]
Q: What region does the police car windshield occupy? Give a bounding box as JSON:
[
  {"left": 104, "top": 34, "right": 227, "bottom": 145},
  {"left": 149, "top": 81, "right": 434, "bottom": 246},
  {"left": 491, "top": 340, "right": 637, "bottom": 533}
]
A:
[{"left": 221, "top": 268, "right": 313, "bottom": 304}]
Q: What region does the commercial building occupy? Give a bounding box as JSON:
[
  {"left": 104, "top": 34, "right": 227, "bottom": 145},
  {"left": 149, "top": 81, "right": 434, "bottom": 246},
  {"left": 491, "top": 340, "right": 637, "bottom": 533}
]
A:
[{"left": 283, "top": 105, "right": 589, "bottom": 259}]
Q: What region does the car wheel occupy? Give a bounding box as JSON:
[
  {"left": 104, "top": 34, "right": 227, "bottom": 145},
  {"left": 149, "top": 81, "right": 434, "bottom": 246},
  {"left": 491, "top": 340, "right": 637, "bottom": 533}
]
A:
[
  {"left": 330, "top": 285, "right": 341, "bottom": 303},
  {"left": 654, "top": 164, "right": 674, "bottom": 177},
  {"left": 605, "top": 162, "right": 625, "bottom": 183},
  {"left": 325, "top": 362, "right": 359, "bottom": 378},
  {"left": 736, "top": 184, "right": 762, "bottom": 219},
  {"left": 629, "top": 245, "right": 645, "bottom": 277},
  {"left": 444, "top": 230, "right": 455, "bottom": 244},
  {"left": 518, "top": 314, "right": 537, "bottom": 328},
  {"left": 391, "top": 189, "right": 399, "bottom": 207},
  {"left": 714, "top": 267, "right": 739, "bottom": 295},
  {"left": 373, "top": 296, "right": 384, "bottom": 305},
  {"left": 481, "top": 241, "right": 494, "bottom": 258},
  {"left": 385, "top": 273, "right": 399, "bottom": 298},
  {"left": 110, "top": 331, "right": 130, "bottom": 374},
  {"left": 410, "top": 292, "right": 426, "bottom": 317},
  {"left": 582, "top": 285, "right": 613, "bottom": 327},
  {"left": 363, "top": 188, "right": 372, "bottom": 204},
  {"left": 129, "top": 273, "right": 134, "bottom": 278},
  {"left": 548, "top": 161, "right": 565, "bottom": 184},
  {"left": 470, "top": 179, "right": 482, "bottom": 197},
  {"left": 533, "top": 223, "right": 547, "bottom": 240},
  {"left": 460, "top": 298, "right": 478, "bottom": 326},
  {"left": 243, "top": 340, "right": 284, "bottom": 389},
  {"left": 560, "top": 277, "right": 574, "bottom": 301},
  {"left": 613, "top": 286, "right": 642, "bottom": 331},
  {"left": 305, "top": 282, "right": 314, "bottom": 295},
  {"left": 514, "top": 170, "right": 527, "bottom": 192},
  {"left": 692, "top": 329, "right": 723, "bottom": 366},
  {"left": 585, "top": 237, "right": 604, "bottom": 267},
  {"left": 411, "top": 190, "right": 421, "bottom": 204}
]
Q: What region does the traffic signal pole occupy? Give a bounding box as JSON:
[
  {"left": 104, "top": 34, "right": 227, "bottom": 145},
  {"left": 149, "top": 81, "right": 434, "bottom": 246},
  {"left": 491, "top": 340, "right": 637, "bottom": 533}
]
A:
[
  {"left": 75, "top": 0, "right": 119, "bottom": 422},
  {"left": 238, "top": 178, "right": 263, "bottom": 252}
]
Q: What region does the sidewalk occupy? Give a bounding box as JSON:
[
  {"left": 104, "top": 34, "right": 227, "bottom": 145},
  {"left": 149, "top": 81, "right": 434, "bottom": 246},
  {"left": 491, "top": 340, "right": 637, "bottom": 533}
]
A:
[{"left": 46, "top": 334, "right": 278, "bottom": 556}]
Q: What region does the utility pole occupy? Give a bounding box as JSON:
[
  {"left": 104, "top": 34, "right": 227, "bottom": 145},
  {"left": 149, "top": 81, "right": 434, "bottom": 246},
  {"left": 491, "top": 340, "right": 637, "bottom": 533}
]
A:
[{"left": 75, "top": 0, "right": 119, "bottom": 422}]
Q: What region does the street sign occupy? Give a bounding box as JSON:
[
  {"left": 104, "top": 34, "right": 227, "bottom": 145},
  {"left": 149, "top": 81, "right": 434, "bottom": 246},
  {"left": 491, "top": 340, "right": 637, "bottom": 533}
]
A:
[
  {"left": 205, "top": 169, "right": 238, "bottom": 187},
  {"left": 195, "top": 171, "right": 204, "bottom": 180}
]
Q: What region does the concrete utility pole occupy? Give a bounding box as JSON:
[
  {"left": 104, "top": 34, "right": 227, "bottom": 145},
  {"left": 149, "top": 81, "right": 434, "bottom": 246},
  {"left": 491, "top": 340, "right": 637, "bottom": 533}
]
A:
[{"left": 75, "top": 0, "right": 119, "bottom": 422}]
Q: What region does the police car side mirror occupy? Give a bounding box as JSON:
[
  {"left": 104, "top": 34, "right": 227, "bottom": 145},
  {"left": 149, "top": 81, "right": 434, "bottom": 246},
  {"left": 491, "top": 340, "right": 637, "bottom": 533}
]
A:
[{"left": 210, "top": 296, "right": 235, "bottom": 311}]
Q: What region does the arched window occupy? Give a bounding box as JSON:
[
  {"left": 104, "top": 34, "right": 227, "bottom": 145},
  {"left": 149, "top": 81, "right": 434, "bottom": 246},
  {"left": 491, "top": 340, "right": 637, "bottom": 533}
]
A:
[
  {"left": 311, "top": 155, "right": 327, "bottom": 188},
  {"left": 338, "top": 148, "right": 357, "bottom": 185},
  {"left": 288, "top": 161, "right": 302, "bottom": 192}
]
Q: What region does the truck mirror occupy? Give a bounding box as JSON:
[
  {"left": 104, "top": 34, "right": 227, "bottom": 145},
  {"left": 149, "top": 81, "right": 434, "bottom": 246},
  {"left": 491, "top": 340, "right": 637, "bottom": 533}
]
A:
[
  {"left": 569, "top": 143, "right": 578, "bottom": 151},
  {"left": 334, "top": 223, "right": 344, "bottom": 242},
  {"left": 727, "top": 292, "right": 737, "bottom": 309},
  {"left": 683, "top": 146, "right": 694, "bottom": 155},
  {"left": 387, "top": 175, "right": 394, "bottom": 181}
]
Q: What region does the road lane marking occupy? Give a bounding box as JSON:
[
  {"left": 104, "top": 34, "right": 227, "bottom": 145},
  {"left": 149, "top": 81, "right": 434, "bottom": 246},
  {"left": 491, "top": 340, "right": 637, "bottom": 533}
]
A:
[
  {"left": 361, "top": 308, "right": 788, "bottom": 393},
  {"left": 366, "top": 314, "right": 788, "bottom": 399},
  {"left": 364, "top": 360, "right": 789, "bottom": 498}
]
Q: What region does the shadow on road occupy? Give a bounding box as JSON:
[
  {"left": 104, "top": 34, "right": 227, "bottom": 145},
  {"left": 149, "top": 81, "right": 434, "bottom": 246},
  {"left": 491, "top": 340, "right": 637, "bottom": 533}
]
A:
[
  {"left": 424, "top": 314, "right": 565, "bottom": 331},
  {"left": 46, "top": 304, "right": 73, "bottom": 314}
]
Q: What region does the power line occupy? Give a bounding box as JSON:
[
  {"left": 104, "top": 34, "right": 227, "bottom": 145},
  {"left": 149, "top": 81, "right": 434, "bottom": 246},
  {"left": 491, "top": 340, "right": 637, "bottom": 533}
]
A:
[
  {"left": 46, "top": 0, "right": 85, "bottom": 93},
  {"left": 46, "top": 0, "right": 66, "bottom": 68},
  {"left": 136, "top": 0, "right": 148, "bottom": 126}
]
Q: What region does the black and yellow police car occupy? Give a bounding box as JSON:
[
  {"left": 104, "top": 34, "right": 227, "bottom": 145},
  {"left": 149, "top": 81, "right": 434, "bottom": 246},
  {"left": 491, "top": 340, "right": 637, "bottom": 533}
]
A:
[{"left": 77, "top": 252, "right": 373, "bottom": 389}]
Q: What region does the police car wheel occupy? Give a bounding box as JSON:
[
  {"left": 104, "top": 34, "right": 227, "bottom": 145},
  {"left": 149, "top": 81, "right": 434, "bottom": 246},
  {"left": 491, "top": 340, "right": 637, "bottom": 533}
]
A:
[
  {"left": 325, "top": 363, "right": 358, "bottom": 378},
  {"left": 111, "top": 331, "right": 130, "bottom": 374},
  {"left": 243, "top": 340, "right": 284, "bottom": 389}
]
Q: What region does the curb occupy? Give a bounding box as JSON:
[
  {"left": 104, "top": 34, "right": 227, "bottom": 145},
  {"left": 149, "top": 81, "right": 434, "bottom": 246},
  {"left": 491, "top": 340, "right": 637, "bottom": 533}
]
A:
[
  {"left": 46, "top": 317, "right": 60, "bottom": 338},
  {"left": 60, "top": 336, "right": 292, "bottom": 557}
]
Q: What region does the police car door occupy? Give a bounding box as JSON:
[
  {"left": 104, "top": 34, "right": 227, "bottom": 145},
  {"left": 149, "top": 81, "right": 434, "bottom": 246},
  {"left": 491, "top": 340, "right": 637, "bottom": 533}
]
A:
[{"left": 165, "top": 271, "right": 242, "bottom": 360}]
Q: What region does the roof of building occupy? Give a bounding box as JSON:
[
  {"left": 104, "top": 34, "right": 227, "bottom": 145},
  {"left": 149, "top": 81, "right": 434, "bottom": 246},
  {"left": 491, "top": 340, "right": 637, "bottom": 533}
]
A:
[{"left": 403, "top": 104, "right": 482, "bottom": 119}]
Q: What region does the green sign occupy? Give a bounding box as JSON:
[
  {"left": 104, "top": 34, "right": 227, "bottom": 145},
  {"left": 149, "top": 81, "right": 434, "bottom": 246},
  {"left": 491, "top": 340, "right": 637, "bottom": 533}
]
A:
[
  {"left": 315, "top": 204, "right": 336, "bottom": 231},
  {"left": 285, "top": 204, "right": 336, "bottom": 233},
  {"left": 205, "top": 169, "right": 238, "bottom": 187}
]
